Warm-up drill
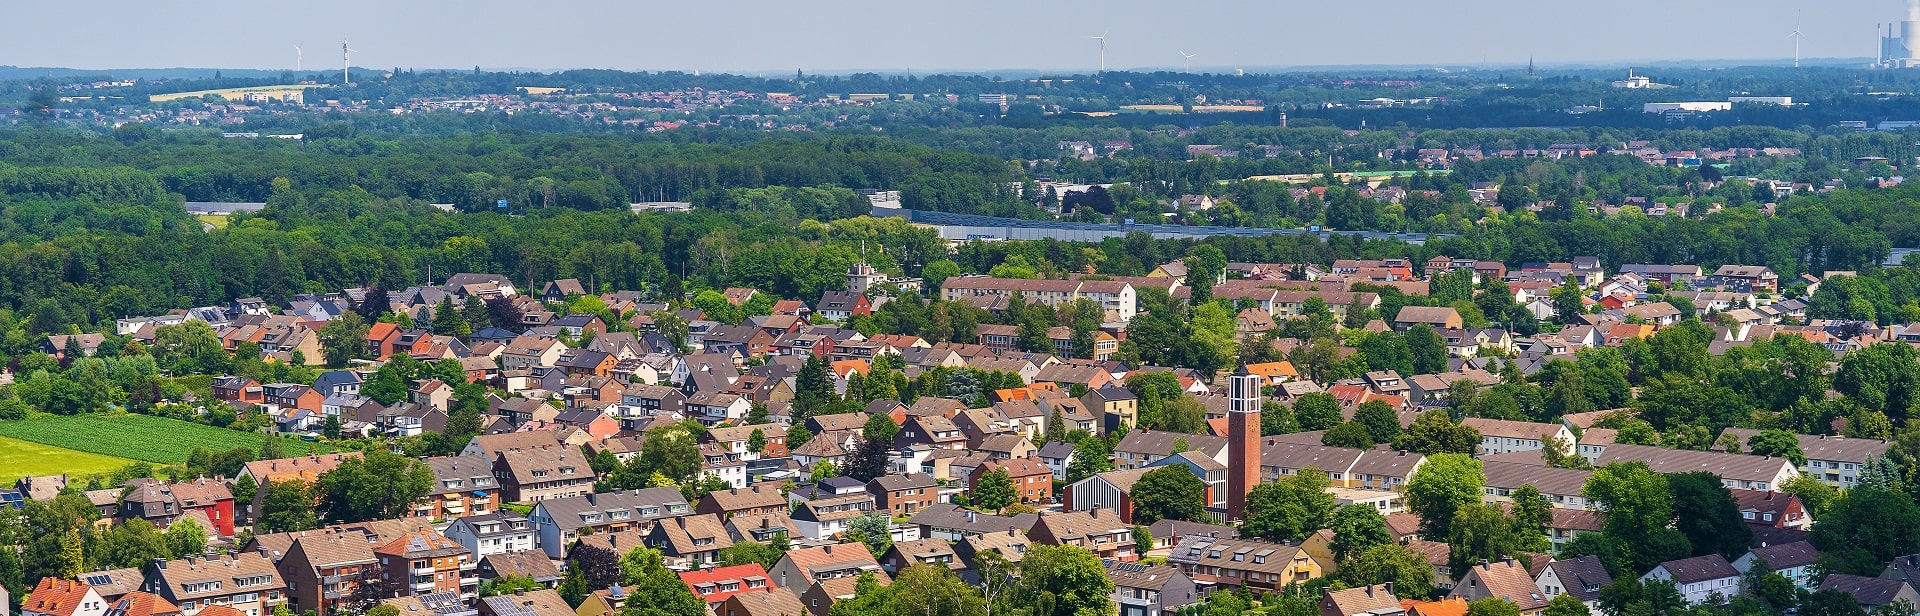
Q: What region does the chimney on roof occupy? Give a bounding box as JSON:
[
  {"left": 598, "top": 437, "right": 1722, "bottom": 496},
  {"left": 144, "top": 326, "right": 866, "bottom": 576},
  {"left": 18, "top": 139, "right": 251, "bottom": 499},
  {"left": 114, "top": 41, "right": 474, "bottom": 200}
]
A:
[
  {"left": 154, "top": 557, "right": 166, "bottom": 570},
  {"left": 823, "top": 544, "right": 832, "bottom": 555}
]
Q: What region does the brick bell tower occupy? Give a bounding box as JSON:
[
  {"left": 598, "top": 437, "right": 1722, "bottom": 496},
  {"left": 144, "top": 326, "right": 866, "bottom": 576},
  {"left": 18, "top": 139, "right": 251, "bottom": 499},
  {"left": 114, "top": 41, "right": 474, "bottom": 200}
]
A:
[{"left": 1226, "top": 364, "right": 1262, "bottom": 522}]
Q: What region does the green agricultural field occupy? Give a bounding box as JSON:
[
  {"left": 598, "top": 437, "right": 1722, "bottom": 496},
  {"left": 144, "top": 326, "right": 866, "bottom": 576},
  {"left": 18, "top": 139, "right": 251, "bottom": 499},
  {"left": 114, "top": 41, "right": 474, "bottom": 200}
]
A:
[
  {"left": 0, "top": 435, "right": 139, "bottom": 484},
  {"left": 0, "top": 414, "right": 334, "bottom": 465}
]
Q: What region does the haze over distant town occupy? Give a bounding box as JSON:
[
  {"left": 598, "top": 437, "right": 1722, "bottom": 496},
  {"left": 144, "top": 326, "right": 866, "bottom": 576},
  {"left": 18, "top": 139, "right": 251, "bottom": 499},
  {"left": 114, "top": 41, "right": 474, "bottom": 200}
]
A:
[{"left": 3, "top": 0, "right": 1914, "bottom": 72}]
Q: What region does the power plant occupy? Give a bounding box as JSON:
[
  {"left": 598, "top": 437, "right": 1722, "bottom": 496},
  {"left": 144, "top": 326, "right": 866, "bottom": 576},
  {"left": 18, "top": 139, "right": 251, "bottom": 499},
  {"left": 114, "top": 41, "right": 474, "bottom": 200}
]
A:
[{"left": 1878, "top": 0, "right": 1920, "bottom": 68}]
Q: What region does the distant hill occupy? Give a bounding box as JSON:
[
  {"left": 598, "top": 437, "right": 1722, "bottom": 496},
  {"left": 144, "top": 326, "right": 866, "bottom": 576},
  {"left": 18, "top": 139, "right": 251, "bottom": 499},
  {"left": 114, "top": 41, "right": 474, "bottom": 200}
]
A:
[{"left": 0, "top": 66, "right": 294, "bottom": 80}]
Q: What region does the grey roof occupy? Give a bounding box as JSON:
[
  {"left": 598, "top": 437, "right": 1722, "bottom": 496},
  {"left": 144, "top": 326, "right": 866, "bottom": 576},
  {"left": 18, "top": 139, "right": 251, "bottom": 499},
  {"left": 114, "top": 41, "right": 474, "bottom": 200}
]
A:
[
  {"left": 868, "top": 473, "right": 938, "bottom": 492},
  {"left": 1548, "top": 556, "right": 1613, "bottom": 603},
  {"left": 1744, "top": 540, "right": 1820, "bottom": 570},
  {"left": 1114, "top": 430, "right": 1228, "bottom": 458},
  {"left": 1037, "top": 441, "right": 1076, "bottom": 459},
  {"left": 1654, "top": 554, "right": 1738, "bottom": 583},
  {"left": 908, "top": 503, "right": 1038, "bottom": 536},
  {"left": 1820, "top": 574, "right": 1917, "bottom": 607},
  {"left": 531, "top": 487, "right": 689, "bottom": 532}
]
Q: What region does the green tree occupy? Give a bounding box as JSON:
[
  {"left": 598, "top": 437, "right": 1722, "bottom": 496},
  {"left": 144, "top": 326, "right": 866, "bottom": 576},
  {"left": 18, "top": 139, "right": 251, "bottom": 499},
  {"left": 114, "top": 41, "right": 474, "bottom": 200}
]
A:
[
  {"left": 480, "top": 574, "right": 546, "bottom": 597},
  {"left": 1066, "top": 436, "right": 1114, "bottom": 483},
  {"left": 1011, "top": 545, "right": 1114, "bottom": 616},
  {"left": 95, "top": 518, "right": 170, "bottom": 569},
  {"left": 1128, "top": 466, "right": 1208, "bottom": 524},
  {"left": 1404, "top": 324, "right": 1448, "bottom": 374},
  {"left": 892, "top": 564, "right": 990, "bottom": 616},
  {"left": 317, "top": 449, "right": 435, "bottom": 523},
  {"left": 619, "top": 546, "right": 706, "bottom": 616},
  {"left": 257, "top": 479, "right": 319, "bottom": 533},
  {"left": 1394, "top": 410, "right": 1481, "bottom": 454},
  {"left": 58, "top": 527, "right": 83, "bottom": 579},
  {"left": 1542, "top": 591, "right": 1591, "bottom": 616},
  {"left": 1241, "top": 468, "right": 1335, "bottom": 542},
  {"left": 1835, "top": 343, "right": 1920, "bottom": 420},
  {"left": 1466, "top": 597, "right": 1522, "bottom": 616},
  {"left": 1353, "top": 400, "right": 1403, "bottom": 444},
  {"left": 163, "top": 517, "right": 207, "bottom": 558},
  {"left": 1329, "top": 503, "right": 1394, "bottom": 562},
  {"left": 557, "top": 566, "right": 589, "bottom": 608},
  {"left": 1321, "top": 422, "right": 1376, "bottom": 449},
  {"left": 1405, "top": 453, "right": 1483, "bottom": 540},
  {"left": 1185, "top": 245, "right": 1227, "bottom": 305},
  {"left": 1290, "top": 392, "right": 1343, "bottom": 432},
  {"left": 1334, "top": 543, "right": 1434, "bottom": 601},
  {"left": 1667, "top": 471, "right": 1752, "bottom": 559},
  {"left": 1811, "top": 486, "right": 1920, "bottom": 575},
  {"left": 974, "top": 467, "right": 1017, "bottom": 512},
  {"left": 1746, "top": 429, "right": 1806, "bottom": 465},
  {"left": 718, "top": 541, "right": 783, "bottom": 569},
  {"left": 1584, "top": 462, "right": 1690, "bottom": 572}
]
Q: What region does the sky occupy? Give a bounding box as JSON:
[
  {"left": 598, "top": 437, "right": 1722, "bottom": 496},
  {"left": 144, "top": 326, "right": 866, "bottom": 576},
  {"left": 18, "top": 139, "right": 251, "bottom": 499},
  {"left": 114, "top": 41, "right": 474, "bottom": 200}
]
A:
[{"left": 4, "top": 0, "right": 1912, "bottom": 74}]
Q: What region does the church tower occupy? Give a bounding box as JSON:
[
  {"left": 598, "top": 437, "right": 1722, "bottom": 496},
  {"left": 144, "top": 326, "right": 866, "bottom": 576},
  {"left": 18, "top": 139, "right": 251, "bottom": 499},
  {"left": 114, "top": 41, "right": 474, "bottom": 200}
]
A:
[{"left": 1226, "top": 365, "right": 1262, "bottom": 522}]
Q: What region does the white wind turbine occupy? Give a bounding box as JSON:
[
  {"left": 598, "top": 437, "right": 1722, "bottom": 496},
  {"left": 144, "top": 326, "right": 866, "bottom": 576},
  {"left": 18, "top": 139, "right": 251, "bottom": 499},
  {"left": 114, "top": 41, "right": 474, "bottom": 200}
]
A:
[
  {"left": 342, "top": 39, "right": 357, "bottom": 85},
  {"left": 1180, "top": 50, "right": 1195, "bottom": 75},
  {"left": 1788, "top": 12, "right": 1803, "bottom": 68},
  {"left": 295, "top": 44, "right": 303, "bottom": 72},
  {"left": 1088, "top": 31, "right": 1108, "bottom": 72}
]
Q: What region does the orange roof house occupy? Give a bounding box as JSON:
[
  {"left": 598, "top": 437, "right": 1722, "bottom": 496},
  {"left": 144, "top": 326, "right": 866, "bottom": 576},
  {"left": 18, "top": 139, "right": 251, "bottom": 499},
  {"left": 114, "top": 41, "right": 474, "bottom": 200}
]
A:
[
  {"left": 830, "top": 360, "right": 871, "bottom": 379},
  {"left": 1242, "top": 361, "right": 1298, "bottom": 384},
  {"left": 23, "top": 578, "right": 105, "bottom": 616}
]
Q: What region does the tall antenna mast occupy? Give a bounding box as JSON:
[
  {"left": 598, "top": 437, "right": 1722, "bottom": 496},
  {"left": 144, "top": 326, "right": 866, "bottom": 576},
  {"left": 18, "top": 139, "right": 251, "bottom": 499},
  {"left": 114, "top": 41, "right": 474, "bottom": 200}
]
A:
[{"left": 342, "top": 39, "right": 357, "bottom": 85}]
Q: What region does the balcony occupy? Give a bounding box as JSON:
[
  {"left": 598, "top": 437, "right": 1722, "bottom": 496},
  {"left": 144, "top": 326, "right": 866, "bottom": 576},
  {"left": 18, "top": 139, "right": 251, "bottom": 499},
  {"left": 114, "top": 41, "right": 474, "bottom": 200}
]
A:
[
  {"left": 321, "top": 589, "right": 343, "bottom": 600},
  {"left": 412, "top": 566, "right": 437, "bottom": 575},
  {"left": 460, "top": 576, "right": 480, "bottom": 586},
  {"left": 458, "top": 560, "right": 477, "bottom": 571},
  {"left": 320, "top": 575, "right": 342, "bottom": 584},
  {"left": 410, "top": 581, "right": 437, "bottom": 592}
]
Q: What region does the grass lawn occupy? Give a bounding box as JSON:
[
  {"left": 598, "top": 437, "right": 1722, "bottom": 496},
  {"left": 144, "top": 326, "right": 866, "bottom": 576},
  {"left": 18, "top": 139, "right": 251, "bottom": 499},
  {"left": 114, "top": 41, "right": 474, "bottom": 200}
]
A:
[
  {"left": 0, "top": 414, "right": 334, "bottom": 465},
  {"left": 0, "top": 435, "right": 139, "bottom": 484},
  {"left": 196, "top": 214, "right": 230, "bottom": 229}
]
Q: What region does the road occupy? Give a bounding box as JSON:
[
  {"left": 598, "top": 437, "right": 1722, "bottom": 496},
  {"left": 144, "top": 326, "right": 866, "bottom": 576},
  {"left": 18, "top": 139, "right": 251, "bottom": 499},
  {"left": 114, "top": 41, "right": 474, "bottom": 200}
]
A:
[{"left": 871, "top": 207, "right": 1457, "bottom": 245}]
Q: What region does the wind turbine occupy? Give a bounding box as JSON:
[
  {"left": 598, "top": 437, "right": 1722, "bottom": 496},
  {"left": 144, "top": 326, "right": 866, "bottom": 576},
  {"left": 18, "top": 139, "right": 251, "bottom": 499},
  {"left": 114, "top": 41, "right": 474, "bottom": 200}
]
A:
[
  {"left": 295, "top": 44, "right": 304, "bottom": 72},
  {"left": 1088, "top": 31, "right": 1108, "bottom": 72},
  {"left": 341, "top": 39, "right": 357, "bottom": 85},
  {"left": 1179, "top": 50, "right": 1195, "bottom": 75},
  {"left": 1788, "top": 12, "right": 1802, "bottom": 68}
]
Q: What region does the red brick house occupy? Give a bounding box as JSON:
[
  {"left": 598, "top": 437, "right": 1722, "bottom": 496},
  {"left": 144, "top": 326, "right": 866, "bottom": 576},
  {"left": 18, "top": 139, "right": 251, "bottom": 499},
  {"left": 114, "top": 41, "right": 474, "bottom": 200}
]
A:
[{"left": 971, "top": 456, "right": 1053, "bottom": 504}]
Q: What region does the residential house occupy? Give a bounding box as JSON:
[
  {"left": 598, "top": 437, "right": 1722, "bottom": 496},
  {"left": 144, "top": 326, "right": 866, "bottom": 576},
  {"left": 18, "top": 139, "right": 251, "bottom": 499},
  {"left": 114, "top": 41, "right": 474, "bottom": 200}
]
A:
[
  {"left": 971, "top": 456, "right": 1053, "bottom": 504},
  {"left": 477, "top": 590, "right": 570, "bottom": 616},
  {"left": 442, "top": 512, "right": 537, "bottom": 558},
  {"left": 1818, "top": 575, "right": 1920, "bottom": 613},
  {"left": 1535, "top": 556, "right": 1611, "bottom": 613},
  {"left": 867, "top": 474, "right": 939, "bottom": 517},
  {"left": 276, "top": 532, "right": 379, "bottom": 615},
  {"left": 1167, "top": 533, "right": 1320, "bottom": 591},
  {"left": 766, "top": 544, "right": 885, "bottom": 591},
  {"left": 1450, "top": 558, "right": 1548, "bottom": 615},
  {"left": 1732, "top": 540, "right": 1820, "bottom": 590},
  {"left": 1393, "top": 306, "right": 1462, "bottom": 331},
  {"left": 22, "top": 578, "right": 109, "bottom": 616},
  {"left": 697, "top": 485, "right": 788, "bottom": 519},
  {"left": 1106, "top": 562, "right": 1199, "bottom": 616},
  {"left": 1640, "top": 554, "right": 1740, "bottom": 605},
  {"left": 1027, "top": 508, "right": 1136, "bottom": 561},
  {"left": 879, "top": 539, "right": 962, "bottom": 574},
  {"left": 142, "top": 552, "right": 289, "bottom": 616},
  {"left": 678, "top": 564, "right": 774, "bottom": 609},
  {"left": 491, "top": 446, "right": 594, "bottom": 504},
  {"left": 644, "top": 514, "right": 734, "bottom": 568},
  {"left": 1460, "top": 418, "right": 1575, "bottom": 456},
  {"left": 526, "top": 488, "right": 690, "bottom": 558},
  {"left": 1317, "top": 584, "right": 1401, "bottom": 616}
]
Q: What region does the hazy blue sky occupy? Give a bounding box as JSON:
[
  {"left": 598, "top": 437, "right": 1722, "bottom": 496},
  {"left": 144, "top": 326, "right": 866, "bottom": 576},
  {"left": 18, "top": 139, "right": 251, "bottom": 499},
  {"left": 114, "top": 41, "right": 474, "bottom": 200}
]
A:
[{"left": 5, "top": 0, "right": 1910, "bottom": 73}]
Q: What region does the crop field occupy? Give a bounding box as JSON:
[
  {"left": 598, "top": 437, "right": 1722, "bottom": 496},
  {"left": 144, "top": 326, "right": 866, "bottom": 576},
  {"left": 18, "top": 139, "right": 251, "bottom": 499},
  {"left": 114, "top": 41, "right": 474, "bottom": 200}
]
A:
[
  {"left": 149, "top": 84, "right": 318, "bottom": 103},
  {"left": 0, "top": 435, "right": 139, "bottom": 484},
  {"left": 0, "top": 414, "right": 333, "bottom": 464}
]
